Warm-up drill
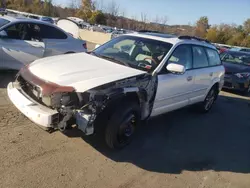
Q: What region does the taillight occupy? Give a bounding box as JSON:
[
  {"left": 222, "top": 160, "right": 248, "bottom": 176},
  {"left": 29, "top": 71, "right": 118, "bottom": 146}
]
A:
[{"left": 83, "top": 43, "right": 87, "bottom": 49}]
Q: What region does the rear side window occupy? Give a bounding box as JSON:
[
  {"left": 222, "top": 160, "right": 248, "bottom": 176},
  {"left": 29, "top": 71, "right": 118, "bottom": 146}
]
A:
[
  {"left": 39, "top": 24, "right": 67, "bottom": 39},
  {"left": 205, "top": 48, "right": 221, "bottom": 66},
  {"left": 192, "top": 46, "right": 209, "bottom": 68}
]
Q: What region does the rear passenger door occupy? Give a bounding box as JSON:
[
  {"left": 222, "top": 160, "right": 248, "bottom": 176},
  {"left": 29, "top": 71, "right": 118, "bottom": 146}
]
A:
[{"left": 190, "top": 46, "right": 215, "bottom": 104}]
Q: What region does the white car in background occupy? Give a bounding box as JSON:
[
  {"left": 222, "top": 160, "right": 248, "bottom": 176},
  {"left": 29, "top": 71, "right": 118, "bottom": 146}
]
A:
[{"left": 0, "top": 16, "right": 87, "bottom": 70}]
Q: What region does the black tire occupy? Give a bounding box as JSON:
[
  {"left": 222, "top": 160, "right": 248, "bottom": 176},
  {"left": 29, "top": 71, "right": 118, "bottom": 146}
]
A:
[
  {"left": 105, "top": 101, "right": 141, "bottom": 150},
  {"left": 200, "top": 86, "right": 218, "bottom": 113}
]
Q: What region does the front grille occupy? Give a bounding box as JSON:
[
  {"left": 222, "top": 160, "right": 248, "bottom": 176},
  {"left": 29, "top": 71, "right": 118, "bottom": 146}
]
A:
[{"left": 17, "top": 76, "right": 44, "bottom": 105}]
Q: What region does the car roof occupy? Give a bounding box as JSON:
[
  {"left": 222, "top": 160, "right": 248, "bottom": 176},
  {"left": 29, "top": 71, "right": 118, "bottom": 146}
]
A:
[
  {"left": 0, "top": 15, "right": 51, "bottom": 25},
  {"left": 0, "top": 15, "right": 17, "bottom": 22},
  {"left": 126, "top": 32, "right": 216, "bottom": 50},
  {"left": 0, "top": 15, "right": 71, "bottom": 37}
]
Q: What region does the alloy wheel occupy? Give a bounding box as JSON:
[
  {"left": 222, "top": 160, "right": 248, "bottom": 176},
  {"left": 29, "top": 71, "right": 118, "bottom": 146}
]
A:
[{"left": 204, "top": 89, "right": 216, "bottom": 111}]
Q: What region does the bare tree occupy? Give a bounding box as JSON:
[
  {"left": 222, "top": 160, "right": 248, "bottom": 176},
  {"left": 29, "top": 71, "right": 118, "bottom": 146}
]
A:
[
  {"left": 140, "top": 12, "right": 147, "bottom": 30},
  {"left": 121, "top": 8, "right": 126, "bottom": 17},
  {"left": 160, "top": 15, "right": 168, "bottom": 25},
  {"left": 106, "top": 0, "right": 119, "bottom": 17},
  {"left": 153, "top": 15, "right": 160, "bottom": 24},
  {"left": 93, "top": 0, "right": 104, "bottom": 11},
  {"left": 69, "top": 0, "right": 80, "bottom": 9},
  {"left": 140, "top": 12, "right": 147, "bottom": 23}
]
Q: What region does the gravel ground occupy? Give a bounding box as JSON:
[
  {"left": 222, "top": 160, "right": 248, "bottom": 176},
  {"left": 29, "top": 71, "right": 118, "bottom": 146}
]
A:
[{"left": 1, "top": 49, "right": 250, "bottom": 188}]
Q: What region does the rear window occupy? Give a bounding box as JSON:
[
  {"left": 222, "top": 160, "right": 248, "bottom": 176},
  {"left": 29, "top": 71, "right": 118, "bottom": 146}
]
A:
[
  {"left": 39, "top": 24, "right": 67, "bottom": 39},
  {"left": 0, "top": 18, "right": 10, "bottom": 28},
  {"left": 205, "top": 48, "right": 221, "bottom": 66}
]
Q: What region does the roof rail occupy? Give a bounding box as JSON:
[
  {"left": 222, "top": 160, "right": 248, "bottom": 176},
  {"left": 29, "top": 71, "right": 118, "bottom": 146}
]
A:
[
  {"left": 178, "top": 35, "right": 211, "bottom": 44},
  {"left": 138, "top": 30, "right": 161, "bottom": 33}
]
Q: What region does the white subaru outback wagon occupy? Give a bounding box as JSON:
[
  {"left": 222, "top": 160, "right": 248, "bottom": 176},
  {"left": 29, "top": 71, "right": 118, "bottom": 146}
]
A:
[{"left": 7, "top": 33, "right": 225, "bottom": 149}]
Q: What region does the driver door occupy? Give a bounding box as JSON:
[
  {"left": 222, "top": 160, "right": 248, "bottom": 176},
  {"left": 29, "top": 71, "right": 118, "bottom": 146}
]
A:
[
  {"left": 0, "top": 23, "right": 45, "bottom": 70},
  {"left": 151, "top": 45, "right": 195, "bottom": 116}
]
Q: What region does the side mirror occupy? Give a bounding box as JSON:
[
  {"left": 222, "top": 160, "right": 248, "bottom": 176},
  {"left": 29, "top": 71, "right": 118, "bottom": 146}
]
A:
[
  {"left": 166, "top": 63, "right": 185, "bottom": 74},
  {"left": 0, "top": 30, "right": 7, "bottom": 38},
  {"left": 95, "top": 44, "right": 100, "bottom": 49}
]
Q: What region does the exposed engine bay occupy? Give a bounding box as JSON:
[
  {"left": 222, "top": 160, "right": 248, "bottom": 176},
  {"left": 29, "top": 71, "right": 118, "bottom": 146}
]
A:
[{"left": 16, "top": 66, "right": 157, "bottom": 135}]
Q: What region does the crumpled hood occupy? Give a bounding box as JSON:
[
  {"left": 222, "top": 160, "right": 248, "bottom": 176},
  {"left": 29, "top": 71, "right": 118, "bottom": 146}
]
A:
[{"left": 29, "top": 53, "right": 145, "bottom": 92}]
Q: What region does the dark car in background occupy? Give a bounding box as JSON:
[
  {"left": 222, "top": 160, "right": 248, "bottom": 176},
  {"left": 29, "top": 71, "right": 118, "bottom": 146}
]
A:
[
  {"left": 221, "top": 51, "right": 250, "bottom": 94},
  {"left": 230, "top": 47, "right": 250, "bottom": 53}
]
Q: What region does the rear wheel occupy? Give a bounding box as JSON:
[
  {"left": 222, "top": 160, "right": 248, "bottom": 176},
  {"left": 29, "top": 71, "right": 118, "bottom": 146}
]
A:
[
  {"left": 200, "top": 86, "right": 218, "bottom": 112},
  {"left": 105, "top": 102, "right": 141, "bottom": 149}
]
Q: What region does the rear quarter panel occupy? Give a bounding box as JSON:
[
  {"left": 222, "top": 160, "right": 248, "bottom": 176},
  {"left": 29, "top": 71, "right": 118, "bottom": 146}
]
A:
[
  {"left": 43, "top": 38, "right": 86, "bottom": 57},
  {"left": 205, "top": 65, "right": 225, "bottom": 99}
]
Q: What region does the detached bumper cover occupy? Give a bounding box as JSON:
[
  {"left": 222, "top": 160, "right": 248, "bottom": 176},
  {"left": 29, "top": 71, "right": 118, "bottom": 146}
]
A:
[{"left": 7, "top": 82, "right": 58, "bottom": 128}]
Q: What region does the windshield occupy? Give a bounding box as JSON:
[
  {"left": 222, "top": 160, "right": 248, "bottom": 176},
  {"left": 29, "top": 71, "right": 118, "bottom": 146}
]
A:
[
  {"left": 221, "top": 52, "right": 250, "bottom": 65},
  {"left": 0, "top": 18, "right": 10, "bottom": 28},
  {"left": 93, "top": 35, "right": 173, "bottom": 72}
]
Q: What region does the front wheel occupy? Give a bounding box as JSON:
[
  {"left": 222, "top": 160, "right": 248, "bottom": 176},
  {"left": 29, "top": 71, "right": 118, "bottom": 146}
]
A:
[
  {"left": 105, "top": 102, "right": 141, "bottom": 150},
  {"left": 201, "top": 86, "right": 218, "bottom": 113}
]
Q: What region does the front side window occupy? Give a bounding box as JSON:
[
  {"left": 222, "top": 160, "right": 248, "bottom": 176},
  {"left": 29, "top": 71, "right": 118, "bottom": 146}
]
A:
[
  {"left": 168, "top": 45, "right": 192, "bottom": 70},
  {"left": 4, "top": 23, "right": 42, "bottom": 41},
  {"left": 192, "top": 46, "right": 209, "bottom": 68},
  {"left": 93, "top": 36, "right": 173, "bottom": 72},
  {"left": 4, "top": 23, "right": 30, "bottom": 40},
  {"left": 205, "top": 48, "right": 221, "bottom": 66}
]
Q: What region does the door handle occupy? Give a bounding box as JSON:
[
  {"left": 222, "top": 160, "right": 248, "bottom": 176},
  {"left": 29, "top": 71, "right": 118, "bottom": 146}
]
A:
[
  {"left": 209, "top": 72, "right": 213, "bottom": 77},
  {"left": 187, "top": 76, "right": 193, "bottom": 81},
  {"left": 31, "top": 44, "right": 42, "bottom": 48}
]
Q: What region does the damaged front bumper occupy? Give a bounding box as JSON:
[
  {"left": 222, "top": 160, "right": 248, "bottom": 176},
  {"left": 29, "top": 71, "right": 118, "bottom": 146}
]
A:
[
  {"left": 7, "top": 82, "right": 94, "bottom": 134},
  {"left": 7, "top": 82, "right": 59, "bottom": 129}
]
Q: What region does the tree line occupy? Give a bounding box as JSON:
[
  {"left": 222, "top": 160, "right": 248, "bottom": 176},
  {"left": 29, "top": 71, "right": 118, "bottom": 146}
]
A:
[
  {"left": 3, "top": 0, "right": 250, "bottom": 47},
  {"left": 195, "top": 16, "right": 250, "bottom": 47}
]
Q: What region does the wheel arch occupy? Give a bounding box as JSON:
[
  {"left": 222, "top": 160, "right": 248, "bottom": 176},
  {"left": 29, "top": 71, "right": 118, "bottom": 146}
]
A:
[
  {"left": 205, "top": 82, "right": 220, "bottom": 101},
  {"left": 97, "top": 87, "right": 148, "bottom": 122}
]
